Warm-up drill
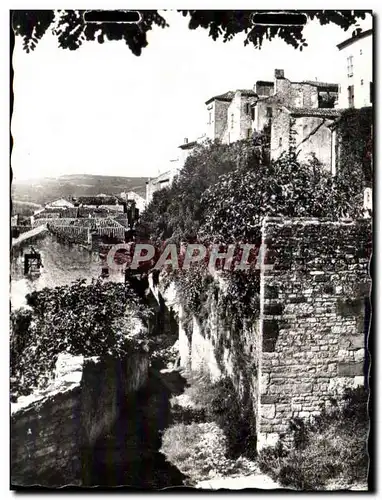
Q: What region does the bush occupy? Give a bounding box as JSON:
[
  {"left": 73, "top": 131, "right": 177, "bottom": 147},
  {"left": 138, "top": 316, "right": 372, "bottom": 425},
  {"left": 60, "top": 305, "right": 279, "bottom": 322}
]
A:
[
  {"left": 10, "top": 279, "right": 154, "bottom": 397},
  {"left": 182, "top": 373, "right": 256, "bottom": 460},
  {"left": 258, "top": 387, "right": 369, "bottom": 490}
]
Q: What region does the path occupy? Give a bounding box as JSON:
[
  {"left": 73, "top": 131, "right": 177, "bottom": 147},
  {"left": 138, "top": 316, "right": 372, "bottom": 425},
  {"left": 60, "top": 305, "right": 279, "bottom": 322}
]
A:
[{"left": 83, "top": 368, "right": 188, "bottom": 488}]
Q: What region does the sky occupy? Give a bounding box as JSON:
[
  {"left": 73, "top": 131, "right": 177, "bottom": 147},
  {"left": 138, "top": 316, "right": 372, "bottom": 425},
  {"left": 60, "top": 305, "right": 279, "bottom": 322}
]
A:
[{"left": 11, "top": 11, "right": 373, "bottom": 181}]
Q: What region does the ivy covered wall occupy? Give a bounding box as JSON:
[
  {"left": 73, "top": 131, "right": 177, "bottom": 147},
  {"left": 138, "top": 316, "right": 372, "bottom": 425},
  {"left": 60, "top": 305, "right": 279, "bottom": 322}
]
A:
[{"left": 336, "top": 107, "right": 373, "bottom": 188}]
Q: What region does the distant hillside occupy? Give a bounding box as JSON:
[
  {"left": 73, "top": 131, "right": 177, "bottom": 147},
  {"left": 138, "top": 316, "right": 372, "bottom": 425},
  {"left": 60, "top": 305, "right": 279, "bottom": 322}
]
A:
[{"left": 12, "top": 174, "right": 148, "bottom": 206}]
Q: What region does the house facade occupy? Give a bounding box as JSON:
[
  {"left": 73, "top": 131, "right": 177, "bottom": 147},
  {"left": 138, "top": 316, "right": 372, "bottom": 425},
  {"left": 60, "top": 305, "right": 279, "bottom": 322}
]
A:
[
  {"left": 336, "top": 29, "right": 373, "bottom": 109},
  {"left": 120, "top": 191, "right": 147, "bottom": 213},
  {"left": 271, "top": 107, "right": 341, "bottom": 170}
]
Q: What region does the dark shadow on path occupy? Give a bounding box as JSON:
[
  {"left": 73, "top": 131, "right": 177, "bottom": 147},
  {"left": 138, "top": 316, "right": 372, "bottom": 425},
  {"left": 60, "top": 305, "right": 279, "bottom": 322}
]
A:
[{"left": 83, "top": 368, "right": 188, "bottom": 489}]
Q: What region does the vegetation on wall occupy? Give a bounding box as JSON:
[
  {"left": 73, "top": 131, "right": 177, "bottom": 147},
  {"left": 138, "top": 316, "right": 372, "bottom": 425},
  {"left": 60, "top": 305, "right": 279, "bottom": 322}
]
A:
[
  {"left": 10, "top": 279, "right": 154, "bottom": 398},
  {"left": 140, "top": 139, "right": 262, "bottom": 244},
  {"left": 336, "top": 107, "right": 373, "bottom": 189},
  {"left": 258, "top": 387, "right": 369, "bottom": 490},
  {"left": 145, "top": 138, "right": 365, "bottom": 358}
]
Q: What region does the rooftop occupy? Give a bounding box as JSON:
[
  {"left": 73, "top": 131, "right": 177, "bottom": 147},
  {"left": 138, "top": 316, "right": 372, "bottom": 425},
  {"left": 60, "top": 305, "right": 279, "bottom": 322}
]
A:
[
  {"left": 179, "top": 140, "right": 197, "bottom": 150},
  {"left": 298, "top": 81, "right": 339, "bottom": 91},
  {"left": 286, "top": 107, "right": 342, "bottom": 118},
  {"left": 146, "top": 170, "right": 172, "bottom": 186},
  {"left": 74, "top": 195, "right": 120, "bottom": 206},
  {"left": 337, "top": 28, "right": 373, "bottom": 50},
  {"left": 205, "top": 91, "right": 235, "bottom": 105}
]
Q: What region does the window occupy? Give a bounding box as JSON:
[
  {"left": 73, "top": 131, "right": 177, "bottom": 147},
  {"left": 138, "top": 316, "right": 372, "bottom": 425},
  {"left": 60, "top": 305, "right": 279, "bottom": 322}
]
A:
[
  {"left": 279, "top": 138, "right": 282, "bottom": 147},
  {"left": 361, "top": 79, "right": 364, "bottom": 86},
  {"left": 347, "top": 85, "right": 355, "bottom": 108},
  {"left": 208, "top": 111, "right": 212, "bottom": 124},
  {"left": 247, "top": 128, "right": 252, "bottom": 139},
  {"left": 360, "top": 49, "right": 363, "bottom": 55},
  {"left": 231, "top": 114, "right": 234, "bottom": 129},
  {"left": 266, "top": 107, "right": 273, "bottom": 117},
  {"left": 370, "top": 82, "right": 373, "bottom": 104},
  {"left": 347, "top": 56, "right": 354, "bottom": 77},
  {"left": 250, "top": 106, "right": 255, "bottom": 121}
]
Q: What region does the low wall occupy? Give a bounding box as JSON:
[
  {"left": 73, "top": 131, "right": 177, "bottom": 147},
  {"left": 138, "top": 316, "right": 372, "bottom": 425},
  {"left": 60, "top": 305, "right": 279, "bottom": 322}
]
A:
[{"left": 11, "top": 353, "right": 149, "bottom": 487}]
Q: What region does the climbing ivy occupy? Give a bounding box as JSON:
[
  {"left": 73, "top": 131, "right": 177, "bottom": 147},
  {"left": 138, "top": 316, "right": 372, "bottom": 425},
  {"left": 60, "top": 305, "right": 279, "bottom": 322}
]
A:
[
  {"left": 10, "top": 279, "right": 154, "bottom": 398},
  {"left": 336, "top": 107, "right": 373, "bottom": 189}
]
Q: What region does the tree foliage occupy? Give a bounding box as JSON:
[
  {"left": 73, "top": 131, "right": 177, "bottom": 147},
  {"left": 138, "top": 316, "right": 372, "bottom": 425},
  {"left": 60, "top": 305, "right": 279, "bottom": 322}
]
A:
[
  {"left": 10, "top": 279, "right": 154, "bottom": 397},
  {"left": 199, "top": 151, "right": 361, "bottom": 245},
  {"left": 12, "top": 10, "right": 370, "bottom": 54},
  {"left": 336, "top": 107, "right": 373, "bottom": 189},
  {"left": 140, "top": 139, "right": 263, "bottom": 244}
]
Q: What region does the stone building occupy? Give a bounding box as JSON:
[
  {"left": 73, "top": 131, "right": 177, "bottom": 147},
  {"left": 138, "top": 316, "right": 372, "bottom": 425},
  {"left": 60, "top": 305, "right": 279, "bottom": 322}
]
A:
[
  {"left": 336, "top": 28, "right": 373, "bottom": 109},
  {"left": 120, "top": 191, "right": 146, "bottom": 214},
  {"left": 270, "top": 107, "right": 341, "bottom": 170},
  {"left": 145, "top": 167, "right": 178, "bottom": 206},
  {"left": 145, "top": 135, "right": 206, "bottom": 205},
  {"left": 205, "top": 90, "right": 257, "bottom": 143}
]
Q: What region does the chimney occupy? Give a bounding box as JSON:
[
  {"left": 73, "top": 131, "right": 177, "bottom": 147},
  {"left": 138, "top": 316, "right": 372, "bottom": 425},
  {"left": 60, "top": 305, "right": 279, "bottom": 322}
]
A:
[
  {"left": 184, "top": 138, "right": 188, "bottom": 144},
  {"left": 274, "top": 69, "right": 285, "bottom": 79}
]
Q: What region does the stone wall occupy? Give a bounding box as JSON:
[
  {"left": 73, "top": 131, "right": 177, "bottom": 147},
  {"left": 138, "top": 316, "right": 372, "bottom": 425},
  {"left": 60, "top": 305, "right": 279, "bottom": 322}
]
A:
[
  {"left": 165, "top": 217, "right": 371, "bottom": 452},
  {"left": 213, "top": 100, "right": 231, "bottom": 141},
  {"left": 293, "top": 116, "right": 335, "bottom": 169},
  {"left": 222, "top": 92, "right": 257, "bottom": 144},
  {"left": 11, "top": 352, "right": 149, "bottom": 487},
  {"left": 270, "top": 109, "right": 291, "bottom": 159},
  {"left": 257, "top": 217, "right": 371, "bottom": 449},
  {"left": 270, "top": 110, "right": 335, "bottom": 169}
]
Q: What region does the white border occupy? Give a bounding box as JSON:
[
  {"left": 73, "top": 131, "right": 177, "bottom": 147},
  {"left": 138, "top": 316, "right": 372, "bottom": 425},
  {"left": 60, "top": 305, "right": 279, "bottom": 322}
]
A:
[{"left": 3, "top": 3, "right": 381, "bottom": 498}]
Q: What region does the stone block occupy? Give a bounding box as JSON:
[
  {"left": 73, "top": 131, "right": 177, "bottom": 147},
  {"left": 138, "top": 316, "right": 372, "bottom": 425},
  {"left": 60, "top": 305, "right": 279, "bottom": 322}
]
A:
[
  {"left": 354, "top": 376, "right": 365, "bottom": 387},
  {"left": 262, "top": 404, "right": 276, "bottom": 420},
  {"left": 263, "top": 302, "right": 284, "bottom": 316},
  {"left": 336, "top": 298, "right": 363, "bottom": 317},
  {"left": 299, "top": 411, "right": 311, "bottom": 418},
  {"left": 260, "top": 373, "right": 270, "bottom": 394},
  {"left": 348, "top": 335, "right": 365, "bottom": 349},
  {"left": 262, "top": 320, "right": 280, "bottom": 352},
  {"left": 260, "top": 394, "right": 279, "bottom": 404},
  {"left": 354, "top": 348, "right": 365, "bottom": 362},
  {"left": 338, "top": 361, "right": 364, "bottom": 377},
  {"left": 264, "top": 285, "right": 279, "bottom": 299}
]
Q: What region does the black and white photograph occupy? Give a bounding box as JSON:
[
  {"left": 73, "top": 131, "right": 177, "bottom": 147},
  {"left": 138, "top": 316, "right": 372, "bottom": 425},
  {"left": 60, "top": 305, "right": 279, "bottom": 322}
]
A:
[{"left": 9, "top": 9, "right": 373, "bottom": 491}]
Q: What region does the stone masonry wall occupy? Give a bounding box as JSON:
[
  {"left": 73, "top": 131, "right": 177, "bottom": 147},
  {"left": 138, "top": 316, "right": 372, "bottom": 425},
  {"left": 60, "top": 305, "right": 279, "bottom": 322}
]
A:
[
  {"left": 155, "top": 218, "right": 370, "bottom": 453},
  {"left": 257, "top": 217, "right": 371, "bottom": 449},
  {"left": 270, "top": 109, "right": 291, "bottom": 160},
  {"left": 11, "top": 353, "right": 149, "bottom": 486},
  {"left": 293, "top": 116, "right": 334, "bottom": 170},
  {"left": 213, "top": 100, "right": 231, "bottom": 141}
]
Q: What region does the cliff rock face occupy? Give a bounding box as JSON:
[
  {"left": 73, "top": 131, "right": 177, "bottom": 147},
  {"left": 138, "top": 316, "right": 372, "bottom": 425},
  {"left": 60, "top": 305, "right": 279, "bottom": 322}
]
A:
[{"left": 11, "top": 352, "right": 149, "bottom": 487}]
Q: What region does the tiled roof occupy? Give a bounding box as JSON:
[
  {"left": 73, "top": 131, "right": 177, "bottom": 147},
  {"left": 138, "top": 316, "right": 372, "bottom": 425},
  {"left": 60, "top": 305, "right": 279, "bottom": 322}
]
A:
[
  {"left": 205, "top": 91, "right": 235, "bottom": 105},
  {"left": 300, "top": 80, "right": 339, "bottom": 90},
  {"left": 256, "top": 80, "right": 274, "bottom": 87},
  {"left": 287, "top": 107, "right": 341, "bottom": 118},
  {"left": 74, "top": 196, "right": 120, "bottom": 206},
  {"left": 238, "top": 89, "right": 257, "bottom": 97}
]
